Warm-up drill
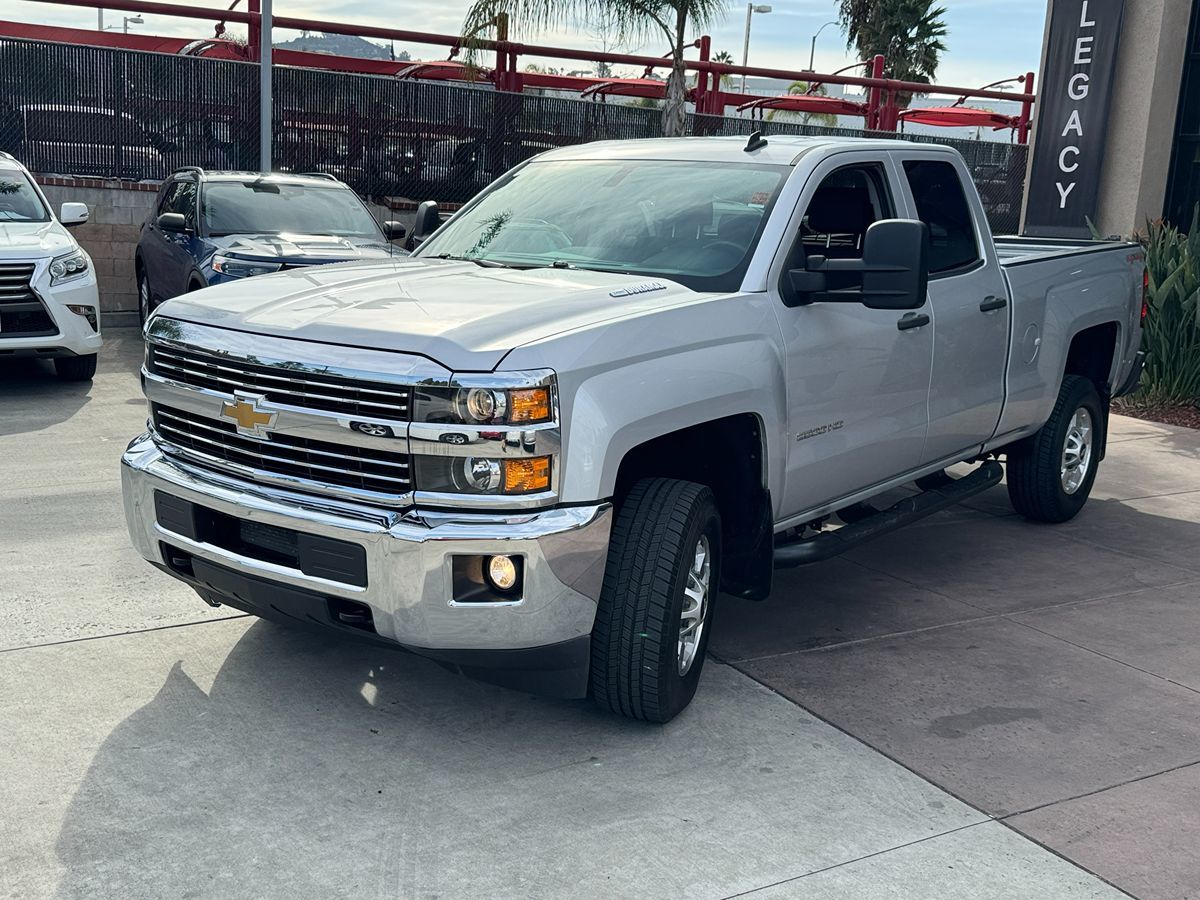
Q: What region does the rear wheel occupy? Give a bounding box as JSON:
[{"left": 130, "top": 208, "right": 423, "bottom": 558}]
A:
[
  {"left": 590, "top": 478, "right": 721, "bottom": 723},
  {"left": 54, "top": 353, "right": 97, "bottom": 382},
  {"left": 1007, "top": 374, "right": 1103, "bottom": 523}
]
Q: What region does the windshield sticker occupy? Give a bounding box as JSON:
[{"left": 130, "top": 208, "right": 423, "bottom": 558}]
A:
[{"left": 749, "top": 191, "right": 771, "bottom": 207}]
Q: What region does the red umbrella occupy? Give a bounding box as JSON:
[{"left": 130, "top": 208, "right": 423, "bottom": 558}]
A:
[
  {"left": 898, "top": 106, "right": 1018, "bottom": 131},
  {"left": 736, "top": 94, "right": 868, "bottom": 118}
]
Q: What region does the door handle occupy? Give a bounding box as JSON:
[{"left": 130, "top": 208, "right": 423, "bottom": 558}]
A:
[
  {"left": 980, "top": 295, "right": 1008, "bottom": 312},
  {"left": 896, "top": 312, "right": 930, "bottom": 331}
]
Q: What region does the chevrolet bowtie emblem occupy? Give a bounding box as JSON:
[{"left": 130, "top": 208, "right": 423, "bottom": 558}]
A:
[{"left": 220, "top": 396, "right": 277, "bottom": 437}]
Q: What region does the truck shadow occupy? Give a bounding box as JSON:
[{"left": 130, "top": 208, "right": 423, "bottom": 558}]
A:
[
  {"left": 0, "top": 358, "right": 92, "bottom": 436},
  {"left": 50, "top": 619, "right": 651, "bottom": 899}
]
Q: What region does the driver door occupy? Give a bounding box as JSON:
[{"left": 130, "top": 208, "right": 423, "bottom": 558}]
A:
[{"left": 771, "top": 155, "right": 934, "bottom": 519}]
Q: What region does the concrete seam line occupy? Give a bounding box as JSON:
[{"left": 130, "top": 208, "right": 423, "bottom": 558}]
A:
[
  {"left": 1005, "top": 613, "right": 1200, "bottom": 696},
  {"left": 0, "top": 614, "right": 251, "bottom": 655},
  {"left": 726, "top": 662, "right": 1139, "bottom": 899},
  {"left": 1001, "top": 758, "right": 1200, "bottom": 821},
  {"left": 718, "top": 819, "right": 990, "bottom": 899}
]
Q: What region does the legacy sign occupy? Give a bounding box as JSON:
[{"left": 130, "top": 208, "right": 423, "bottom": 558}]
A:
[{"left": 1024, "top": 0, "right": 1125, "bottom": 238}]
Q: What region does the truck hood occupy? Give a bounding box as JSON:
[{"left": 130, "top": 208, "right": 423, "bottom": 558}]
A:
[
  {"left": 0, "top": 220, "right": 77, "bottom": 259},
  {"left": 156, "top": 257, "right": 702, "bottom": 371},
  {"left": 209, "top": 232, "right": 396, "bottom": 266}
]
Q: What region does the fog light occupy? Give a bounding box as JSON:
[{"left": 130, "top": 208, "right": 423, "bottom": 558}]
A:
[
  {"left": 66, "top": 304, "right": 98, "bottom": 331},
  {"left": 486, "top": 555, "right": 519, "bottom": 592}
]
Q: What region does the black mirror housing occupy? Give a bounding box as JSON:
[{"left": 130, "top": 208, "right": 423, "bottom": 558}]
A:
[
  {"left": 383, "top": 220, "right": 406, "bottom": 241},
  {"left": 859, "top": 219, "right": 930, "bottom": 310},
  {"left": 157, "top": 212, "right": 188, "bottom": 233},
  {"left": 406, "top": 200, "right": 441, "bottom": 250}
]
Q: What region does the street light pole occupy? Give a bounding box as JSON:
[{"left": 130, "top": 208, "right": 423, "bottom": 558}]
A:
[
  {"left": 260, "top": 0, "right": 272, "bottom": 173},
  {"left": 740, "top": 4, "right": 772, "bottom": 94},
  {"left": 808, "top": 20, "right": 839, "bottom": 72}
]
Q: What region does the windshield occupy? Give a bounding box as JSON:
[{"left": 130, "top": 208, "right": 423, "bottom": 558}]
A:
[
  {"left": 415, "top": 158, "right": 789, "bottom": 291},
  {"left": 201, "top": 181, "right": 382, "bottom": 239},
  {"left": 0, "top": 170, "right": 49, "bottom": 223}
]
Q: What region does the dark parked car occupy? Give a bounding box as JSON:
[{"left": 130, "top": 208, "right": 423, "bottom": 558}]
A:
[
  {"left": 134, "top": 168, "right": 407, "bottom": 324},
  {"left": 0, "top": 104, "right": 166, "bottom": 180}
]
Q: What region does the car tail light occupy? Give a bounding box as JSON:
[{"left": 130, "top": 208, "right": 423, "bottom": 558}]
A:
[{"left": 1141, "top": 268, "right": 1149, "bottom": 321}]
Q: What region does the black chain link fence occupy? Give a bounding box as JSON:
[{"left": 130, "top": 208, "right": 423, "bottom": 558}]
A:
[{"left": 0, "top": 38, "right": 1027, "bottom": 233}]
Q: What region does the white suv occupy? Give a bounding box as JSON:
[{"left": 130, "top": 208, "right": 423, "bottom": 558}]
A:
[{"left": 0, "top": 151, "right": 101, "bottom": 380}]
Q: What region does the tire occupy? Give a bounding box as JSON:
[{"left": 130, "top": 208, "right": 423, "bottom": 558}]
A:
[
  {"left": 54, "top": 353, "right": 98, "bottom": 382},
  {"left": 590, "top": 478, "right": 721, "bottom": 723},
  {"left": 136, "top": 262, "right": 152, "bottom": 328},
  {"left": 1007, "top": 374, "right": 1103, "bottom": 523}
]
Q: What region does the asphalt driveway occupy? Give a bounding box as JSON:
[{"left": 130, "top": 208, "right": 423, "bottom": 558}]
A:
[{"left": 3, "top": 332, "right": 1196, "bottom": 898}]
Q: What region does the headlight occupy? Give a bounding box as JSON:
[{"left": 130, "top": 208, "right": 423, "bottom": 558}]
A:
[
  {"left": 414, "top": 455, "right": 553, "bottom": 496},
  {"left": 49, "top": 250, "right": 89, "bottom": 285},
  {"left": 211, "top": 254, "right": 283, "bottom": 279},
  {"left": 414, "top": 373, "right": 555, "bottom": 426}
]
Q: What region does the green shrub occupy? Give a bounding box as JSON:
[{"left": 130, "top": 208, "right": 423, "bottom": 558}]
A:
[{"left": 1134, "top": 206, "right": 1200, "bottom": 403}]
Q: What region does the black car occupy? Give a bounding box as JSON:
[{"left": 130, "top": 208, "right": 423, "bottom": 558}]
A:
[{"left": 134, "top": 168, "right": 406, "bottom": 324}]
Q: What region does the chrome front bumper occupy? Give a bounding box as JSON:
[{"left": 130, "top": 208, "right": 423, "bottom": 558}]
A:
[{"left": 122, "top": 434, "right": 612, "bottom": 659}]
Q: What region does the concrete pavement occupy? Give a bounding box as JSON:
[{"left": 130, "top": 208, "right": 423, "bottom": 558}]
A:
[{"left": 1, "top": 333, "right": 1186, "bottom": 897}]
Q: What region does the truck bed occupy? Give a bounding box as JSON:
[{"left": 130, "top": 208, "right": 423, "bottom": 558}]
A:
[{"left": 993, "top": 235, "right": 1132, "bottom": 267}]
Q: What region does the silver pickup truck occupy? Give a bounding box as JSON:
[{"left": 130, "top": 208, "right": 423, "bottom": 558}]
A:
[{"left": 122, "top": 136, "right": 1146, "bottom": 722}]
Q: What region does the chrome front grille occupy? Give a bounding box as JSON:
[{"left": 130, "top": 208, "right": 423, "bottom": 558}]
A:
[
  {"left": 0, "top": 263, "right": 55, "bottom": 336},
  {"left": 148, "top": 343, "right": 411, "bottom": 421},
  {"left": 151, "top": 403, "right": 412, "bottom": 502}
]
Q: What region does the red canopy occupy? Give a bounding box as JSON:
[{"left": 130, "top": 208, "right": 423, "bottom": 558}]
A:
[
  {"left": 898, "top": 106, "right": 1018, "bottom": 130},
  {"left": 736, "top": 94, "right": 867, "bottom": 118}
]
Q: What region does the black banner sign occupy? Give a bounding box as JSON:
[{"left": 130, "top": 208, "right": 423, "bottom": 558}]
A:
[{"left": 1023, "top": 0, "right": 1125, "bottom": 237}]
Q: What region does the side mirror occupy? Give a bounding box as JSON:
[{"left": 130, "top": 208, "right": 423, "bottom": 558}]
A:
[
  {"left": 859, "top": 219, "right": 929, "bottom": 310},
  {"left": 59, "top": 201, "right": 89, "bottom": 227},
  {"left": 382, "top": 220, "right": 407, "bottom": 241},
  {"left": 783, "top": 219, "right": 929, "bottom": 310},
  {"left": 406, "top": 200, "right": 440, "bottom": 250},
  {"left": 157, "top": 212, "right": 188, "bottom": 233}
]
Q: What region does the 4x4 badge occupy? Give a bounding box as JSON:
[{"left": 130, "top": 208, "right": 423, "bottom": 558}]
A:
[{"left": 220, "top": 395, "right": 276, "bottom": 437}]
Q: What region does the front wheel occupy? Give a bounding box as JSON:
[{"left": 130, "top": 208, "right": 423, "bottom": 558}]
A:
[
  {"left": 137, "top": 264, "right": 152, "bottom": 328},
  {"left": 1007, "top": 374, "right": 1103, "bottom": 523},
  {"left": 54, "top": 353, "right": 97, "bottom": 382},
  {"left": 590, "top": 478, "right": 721, "bottom": 723}
]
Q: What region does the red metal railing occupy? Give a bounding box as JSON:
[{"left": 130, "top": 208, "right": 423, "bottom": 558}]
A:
[{"left": 21, "top": 0, "right": 1037, "bottom": 141}]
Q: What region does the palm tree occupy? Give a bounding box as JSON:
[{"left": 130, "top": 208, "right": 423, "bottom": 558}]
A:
[
  {"left": 461, "top": 0, "right": 730, "bottom": 136},
  {"left": 711, "top": 50, "right": 735, "bottom": 89},
  {"left": 838, "top": 0, "right": 947, "bottom": 104}
]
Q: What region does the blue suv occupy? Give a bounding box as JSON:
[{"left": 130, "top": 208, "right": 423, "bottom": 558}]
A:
[{"left": 135, "top": 169, "right": 406, "bottom": 325}]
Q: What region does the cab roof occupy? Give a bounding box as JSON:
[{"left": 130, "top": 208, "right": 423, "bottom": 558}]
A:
[{"left": 535, "top": 134, "right": 952, "bottom": 166}]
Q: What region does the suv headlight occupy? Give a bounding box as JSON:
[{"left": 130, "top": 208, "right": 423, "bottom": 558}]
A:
[
  {"left": 411, "top": 371, "right": 558, "bottom": 500},
  {"left": 211, "top": 254, "right": 282, "bottom": 279},
  {"left": 49, "top": 250, "right": 89, "bottom": 285}
]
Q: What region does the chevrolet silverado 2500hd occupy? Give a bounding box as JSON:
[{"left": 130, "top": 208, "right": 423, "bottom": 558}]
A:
[{"left": 122, "top": 136, "right": 1146, "bottom": 722}]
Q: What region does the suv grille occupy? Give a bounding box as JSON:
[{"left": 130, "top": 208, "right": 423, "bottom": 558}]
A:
[
  {"left": 0, "top": 263, "right": 55, "bottom": 336},
  {"left": 148, "top": 343, "right": 411, "bottom": 421},
  {"left": 151, "top": 403, "right": 412, "bottom": 501}
]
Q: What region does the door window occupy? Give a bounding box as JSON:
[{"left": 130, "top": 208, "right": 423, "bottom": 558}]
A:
[
  {"left": 902, "top": 160, "right": 980, "bottom": 275},
  {"left": 160, "top": 180, "right": 197, "bottom": 226},
  {"left": 782, "top": 163, "right": 894, "bottom": 297}
]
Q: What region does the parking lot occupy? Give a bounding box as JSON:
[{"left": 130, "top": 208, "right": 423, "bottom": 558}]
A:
[{"left": 2, "top": 333, "right": 1198, "bottom": 899}]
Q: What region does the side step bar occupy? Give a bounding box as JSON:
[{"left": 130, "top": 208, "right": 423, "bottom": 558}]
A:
[{"left": 773, "top": 460, "right": 1004, "bottom": 569}]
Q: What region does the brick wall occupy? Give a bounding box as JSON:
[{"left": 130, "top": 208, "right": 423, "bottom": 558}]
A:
[{"left": 38, "top": 177, "right": 158, "bottom": 324}]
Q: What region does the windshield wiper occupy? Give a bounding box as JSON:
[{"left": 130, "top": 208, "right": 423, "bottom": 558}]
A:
[{"left": 432, "top": 253, "right": 509, "bottom": 268}]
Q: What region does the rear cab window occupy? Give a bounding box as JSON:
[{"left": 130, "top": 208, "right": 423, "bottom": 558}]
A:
[{"left": 901, "top": 159, "right": 982, "bottom": 276}]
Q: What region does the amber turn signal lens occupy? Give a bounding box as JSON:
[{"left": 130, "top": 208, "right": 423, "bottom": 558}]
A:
[
  {"left": 503, "top": 456, "right": 551, "bottom": 493},
  {"left": 508, "top": 387, "right": 551, "bottom": 423}
]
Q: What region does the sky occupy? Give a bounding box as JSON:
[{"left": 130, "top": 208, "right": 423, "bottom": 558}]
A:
[{"left": 7, "top": 0, "right": 1048, "bottom": 91}]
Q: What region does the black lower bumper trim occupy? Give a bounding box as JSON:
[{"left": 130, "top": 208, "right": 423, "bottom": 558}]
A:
[{"left": 155, "top": 545, "right": 591, "bottom": 700}]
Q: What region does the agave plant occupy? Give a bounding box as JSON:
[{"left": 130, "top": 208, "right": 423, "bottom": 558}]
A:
[{"left": 1137, "top": 206, "right": 1200, "bottom": 404}]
